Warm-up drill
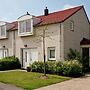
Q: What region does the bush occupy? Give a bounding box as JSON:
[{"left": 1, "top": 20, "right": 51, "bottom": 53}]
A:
[
  {"left": 62, "top": 60, "right": 83, "bottom": 77},
  {"left": 67, "top": 48, "right": 89, "bottom": 72},
  {"left": 45, "top": 61, "right": 56, "bottom": 74},
  {"left": 32, "top": 61, "right": 44, "bottom": 73},
  {"left": 31, "top": 60, "right": 83, "bottom": 77},
  {"left": 0, "top": 56, "right": 21, "bottom": 71},
  {"left": 54, "top": 61, "right": 63, "bottom": 75}
]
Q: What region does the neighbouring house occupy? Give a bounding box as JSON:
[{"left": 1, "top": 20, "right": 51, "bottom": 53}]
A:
[{"left": 0, "top": 6, "right": 89, "bottom": 68}]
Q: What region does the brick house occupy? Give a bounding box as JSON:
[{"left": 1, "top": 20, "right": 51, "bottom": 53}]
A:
[{"left": 0, "top": 6, "right": 89, "bottom": 68}]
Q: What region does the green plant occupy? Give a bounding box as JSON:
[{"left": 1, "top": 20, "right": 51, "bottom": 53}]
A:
[
  {"left": 67, "top": 48, "right": 90, "bottom": 72},
  {"left": 67, "top": 48, "right": 82, "bottom": 61},
  {"left": 31, "top": 60, "right": 83, "bottom": 77},
  {"left": 45, "top": 61, "right": 56, "bottom": 74},
  {"left": 0, "top": 56, "right": 21, "bottom": 71},
  {"left": 32, "top": 61, "right": 44, "bottom": 73},
  {"left": 54, "top": 61, "right": 63, "bottom": 75},
  {"left": 62, "top": 60, "right": 83, "bottom": 77}
]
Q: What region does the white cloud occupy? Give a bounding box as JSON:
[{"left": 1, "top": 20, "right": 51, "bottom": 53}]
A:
[{"left": 62, "top": 4, "right": 75, "bottom": 10}]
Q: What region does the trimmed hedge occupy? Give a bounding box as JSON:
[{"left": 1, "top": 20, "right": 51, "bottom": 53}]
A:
[
  {"left": 0, "top": 56, "right": 21, "bottom": 71},
  {"left": 31, "top": 60, "right": 83, "bottom": 77}
]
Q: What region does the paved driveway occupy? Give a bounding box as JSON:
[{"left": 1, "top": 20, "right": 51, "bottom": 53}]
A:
[
  {"left": 37, "top": 73, "right": 90, "bottom": 90},
  {"left": 0, "top": 82, "right": 23, "bottom": 90}
]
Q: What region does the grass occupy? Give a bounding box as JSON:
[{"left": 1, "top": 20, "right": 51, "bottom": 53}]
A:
[{"left": 0, "top": 71, "right": 70, "bottom": 90}]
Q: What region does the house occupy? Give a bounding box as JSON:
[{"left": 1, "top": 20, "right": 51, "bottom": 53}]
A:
[{"left": 0, "top": 6, "right": 89, "bottom": 68}]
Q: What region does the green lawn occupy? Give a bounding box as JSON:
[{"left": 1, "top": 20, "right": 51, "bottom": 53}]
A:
[{"left": 0, "top": 71, "right": 70, "bottom": 90}]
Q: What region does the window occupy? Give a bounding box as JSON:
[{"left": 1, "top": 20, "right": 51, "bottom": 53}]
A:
[
  {"left": 0, "top": 49, "right": 8, "bottom": 59},
  {"left": 48, "top": 47, "right": 56, "bottom": 60},
  {"left": 70, "top": 21, "right": 74, "bottom": 31},
  {"left": 0, "top": 25, "right": 6, "bottom": 37},
  {"left": 18, "top": 19, "right": 33, "bottom": 36},
  {"left": 25, "top": 52, "right": 27, "bottom": 62}
]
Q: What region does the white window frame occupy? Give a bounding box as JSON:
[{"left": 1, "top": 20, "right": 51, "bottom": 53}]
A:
[
  {"left": 70, "top": 21, "right": 74, "bottom": 31},
  {"left": 18, "top": 19, "right": 33, "bottom": 36},
  {"left": 0, "top": 49, "right": 8, "bottom": 59},
  {"left": 48, "top": 47, "right": 56, "bottom": 60},
  {"left": 0, "top": 25, "right": 7, "bottom": 39}
]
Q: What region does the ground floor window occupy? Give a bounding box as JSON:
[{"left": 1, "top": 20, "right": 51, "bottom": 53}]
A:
[
  {"left": 0, "top": 49, "right": 8, "bottom": 59},
  {"left": 48, "top": 47, "right": 56, "bottom": 60}
]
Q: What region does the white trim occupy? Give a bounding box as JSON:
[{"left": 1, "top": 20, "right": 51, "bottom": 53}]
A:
[
  {"left": 0, "top": 25, "right": 7, "bottom": 39},
  {"left": 49, "top": 58, "right": 56, "bottom": 60},
  {"left": 18, "top": 19, "right": 33, "bottom": 36}
]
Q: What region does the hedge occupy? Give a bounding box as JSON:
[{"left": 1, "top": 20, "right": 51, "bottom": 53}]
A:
[
  {"left": 0, "top": 56, "right": 21, "bottom": 71},
  {"left": 31, "top": 60, "right": 83, "bottom": 77}
]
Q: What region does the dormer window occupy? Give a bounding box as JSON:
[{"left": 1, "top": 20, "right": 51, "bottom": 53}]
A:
[
  {"left": 0, "top": 25, "right": 6, "bottom": 36},
  {"left": 0, "top": 22, "right": 7, "bottom": 39},
  {"left": 19, "top": 19, "right": 31, "bottom": 33},
  {"left": 18, "top": 14, "right": 33, "bottom": 36}
]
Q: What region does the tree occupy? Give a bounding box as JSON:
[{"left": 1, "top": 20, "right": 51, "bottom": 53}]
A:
[{"left": 34, "top": 25, "right": 55, "bottom": 77}]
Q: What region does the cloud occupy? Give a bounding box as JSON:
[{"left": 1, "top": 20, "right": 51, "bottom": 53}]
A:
[{"left": 62, "top": 4, "right": 75, "bottom": 10}]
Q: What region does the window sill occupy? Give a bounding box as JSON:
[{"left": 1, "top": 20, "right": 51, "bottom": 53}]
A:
[
  {"left": 48, "top": 58, "right": 56, "bottom": 61},
  {"left": 18, "top": 32, "right": 33, "bottom": 36},
  {"left": 0, "top": 36, "right": 7, "bottom": 39}
]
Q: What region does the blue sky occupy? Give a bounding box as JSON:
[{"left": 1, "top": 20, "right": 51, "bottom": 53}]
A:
[{"left": 0, "top": 0, "right": 90, "bottom": 22}]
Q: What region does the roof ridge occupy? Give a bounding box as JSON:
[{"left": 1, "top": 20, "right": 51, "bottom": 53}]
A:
[{"left": 37, "top": 5, "right": 83, "bottom": 18}]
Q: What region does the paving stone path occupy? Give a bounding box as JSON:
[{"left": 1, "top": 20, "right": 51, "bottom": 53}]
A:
[
  {"left": 0, "top": 82, "right": 23, "bottom": 90},
  {"left": 37, "top": 73, "right": 90, "bottom": 90}
]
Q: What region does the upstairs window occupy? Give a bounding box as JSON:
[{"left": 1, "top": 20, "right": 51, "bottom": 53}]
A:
[
  {"left": 70, "top": 21, "right": 74, "bottom": 31},
  {"left": 0, "top": 25, "right": 6, "bottom": 38},
  {"left": 18, "top": 19, "right": 33, "bottom": 36},
  {"left": 18, "top": 14, "right": 41, "bottom": 36},
  {"left": 19, "top": 19, "right": 31, "bottom": 33}
]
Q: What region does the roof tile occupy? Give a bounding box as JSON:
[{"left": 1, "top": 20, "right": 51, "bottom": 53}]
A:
[{"left": 10, "top": 6, "right": 83, "bottom": 30}]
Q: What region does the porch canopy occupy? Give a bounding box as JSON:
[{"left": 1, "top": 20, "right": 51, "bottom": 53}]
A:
[{"left": 80, "top": 38, "right": 90, "bottom": 47}]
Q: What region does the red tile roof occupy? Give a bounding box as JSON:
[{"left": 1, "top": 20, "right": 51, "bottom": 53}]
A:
[
  {"left": 80, "top": 38, "right": 90, "bottom": 45},
  {"left": 11, "top": 6, "right": 83, "bottom": 30}
]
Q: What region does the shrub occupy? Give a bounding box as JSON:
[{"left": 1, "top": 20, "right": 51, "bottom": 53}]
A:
[
  {"left": 32, "top": 61, "right": 44, "bottom": 73},
  {"left": 62, "top": 60, "right": 83, "bottom": 77},
  {"left": 54, "top": 61, "right": 63, "bottom": 75},
  {"left": 0, "top": 56, "right": 21, "bottom": 71},
  {"left": 45, "top": 61, "right": 56, "bottom": 74},
  {"left": 67, "top": 48, "right": 89, "bottom": 72},
  {"left": 31, "top": 60, "right": 83, "bottom": 77}
]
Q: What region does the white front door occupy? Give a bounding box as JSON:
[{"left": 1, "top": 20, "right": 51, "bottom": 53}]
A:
[{"left": 23, "top": 48, "right": 38, "bottom": 68}]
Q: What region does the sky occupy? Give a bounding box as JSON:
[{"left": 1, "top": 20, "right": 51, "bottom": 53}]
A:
[{"left": 0, "top": 0, "right": 90, "bottom": 22}]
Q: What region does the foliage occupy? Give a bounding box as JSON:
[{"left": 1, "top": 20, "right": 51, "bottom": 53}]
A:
[
  {"left": 54, "top": 61, "right": 63, "bottom": 75},
  {"left": 31, "top": 61, "right": 44, "bottom": 73},
  {"left": 0, "top": 56, "right": 21, "bottom": 71},
  {"left": 31, "top": 60, "right": 83, "bottom": 77},
  {"left": 45, "top": 61, "right": 56, "bottom": 74},
  {"left": 0, "top": 71, "right": 70, "bottom": 90},
  {"left": 67, "top": 48, "right": 90, "bottom": 72},
  {"left": 67, "top": 48, "right": 82, "bottom": 62},
  {"left": 62, "top": 60, "right": 83, "bottom": 77}
]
